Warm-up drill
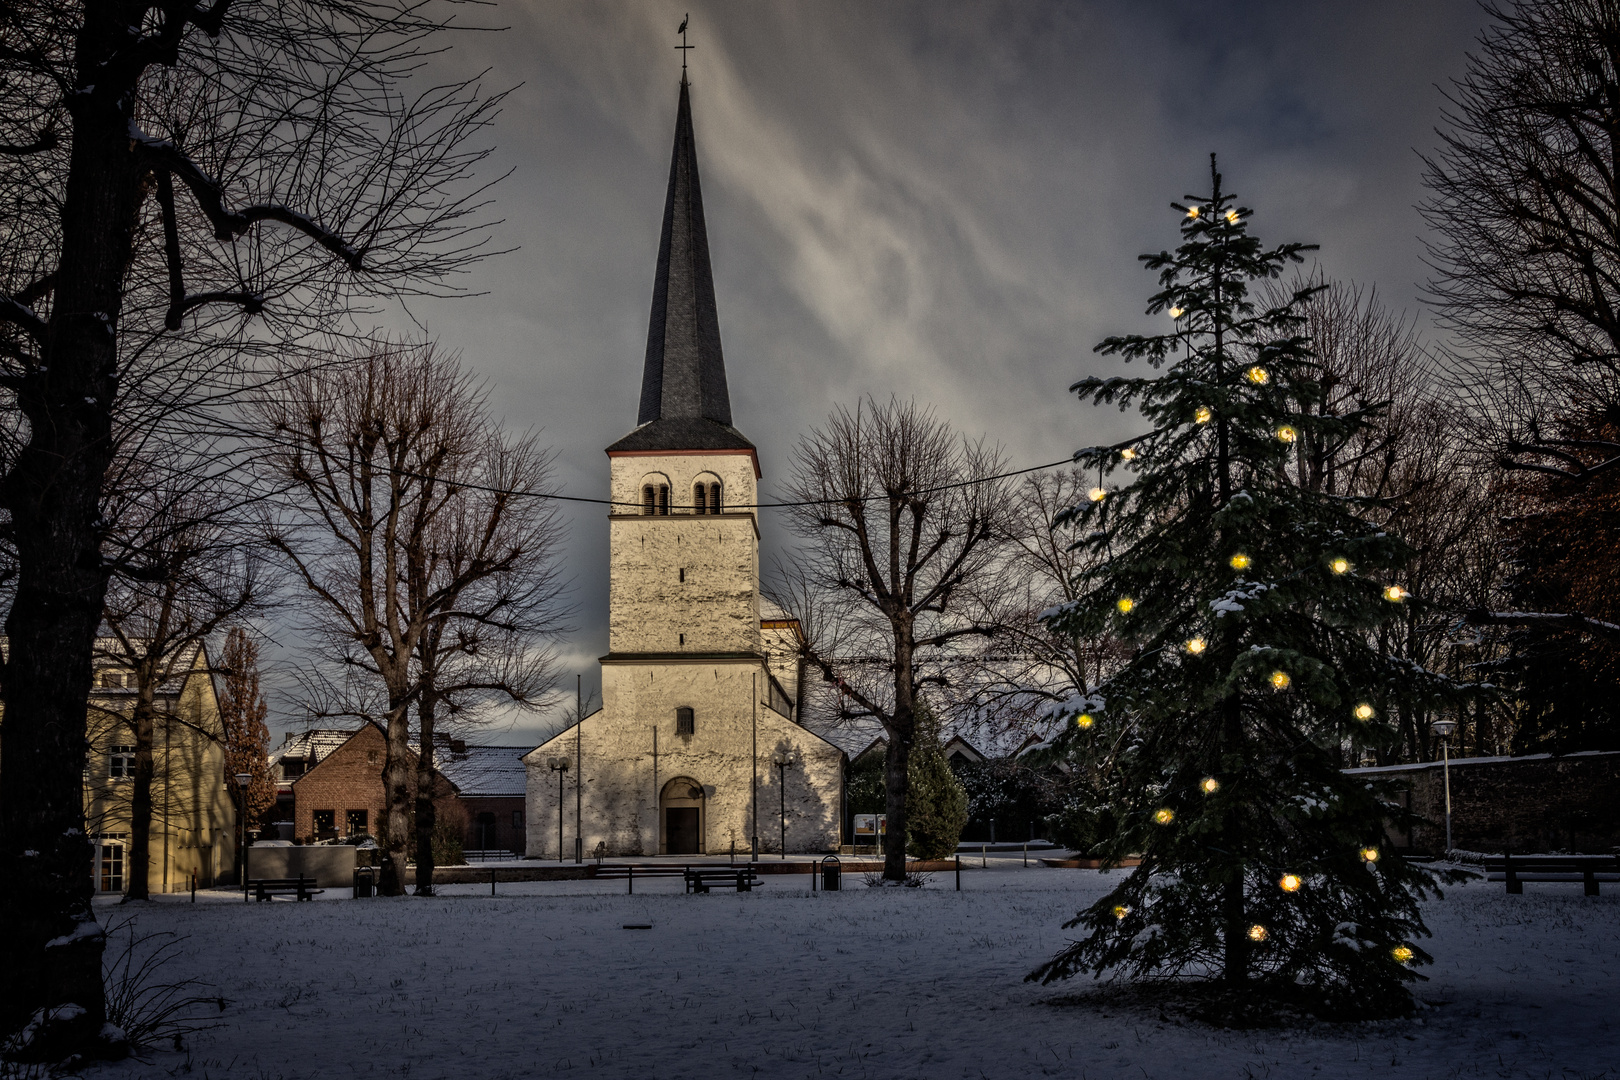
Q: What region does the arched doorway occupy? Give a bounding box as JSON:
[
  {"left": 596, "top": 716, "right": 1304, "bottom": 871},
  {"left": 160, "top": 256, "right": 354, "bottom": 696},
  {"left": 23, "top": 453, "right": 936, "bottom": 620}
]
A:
[{"left": 660, "top": 777, "right": 706, "bottom": 855}]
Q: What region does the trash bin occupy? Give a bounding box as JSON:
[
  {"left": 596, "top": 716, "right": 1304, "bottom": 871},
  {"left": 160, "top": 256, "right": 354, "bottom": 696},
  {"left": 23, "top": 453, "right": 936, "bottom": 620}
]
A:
[
  {"left": 353, "top": 867, "right": 377, "bottom": 898},
  {"left": 820, "top": 856, "right": 841, "bottom": 892}
]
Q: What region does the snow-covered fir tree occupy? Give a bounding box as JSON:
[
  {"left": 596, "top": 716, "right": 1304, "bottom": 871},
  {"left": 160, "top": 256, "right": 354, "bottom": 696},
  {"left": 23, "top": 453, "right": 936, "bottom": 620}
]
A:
[{"left": 1030, "top": 157, "right": 1461, "bottom": 1019}]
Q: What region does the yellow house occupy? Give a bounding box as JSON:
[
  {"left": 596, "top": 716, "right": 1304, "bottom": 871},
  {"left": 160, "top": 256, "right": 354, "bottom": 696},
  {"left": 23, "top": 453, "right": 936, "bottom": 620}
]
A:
[{"left": 80, "top": 641, "right": 237, "bottom": 894}]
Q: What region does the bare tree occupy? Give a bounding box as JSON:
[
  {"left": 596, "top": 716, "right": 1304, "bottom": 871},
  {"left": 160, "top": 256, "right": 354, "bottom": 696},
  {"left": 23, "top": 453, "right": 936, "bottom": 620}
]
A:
[
  {"left": 774, "top": 397, "right": 1007, "bottom": 883},
  {"left": 405, "top": 433, "right": 568, "bottom": 894},
  {"left": 258, "top": 341, "right": 564, "bottom": 896},
  {"left": 218, "top": 626, "right": 275, "bottom": 842},
  {"left": 0, "top": 0, "right": 506, "bottom": 1049},
  {"left": 946, "top": 468, "right": 1123, "bottom": 739}
]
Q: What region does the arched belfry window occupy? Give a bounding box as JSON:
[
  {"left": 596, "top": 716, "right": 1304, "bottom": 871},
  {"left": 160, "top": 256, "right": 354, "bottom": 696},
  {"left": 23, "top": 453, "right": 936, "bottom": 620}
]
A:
[
  {"left": 642, "top": 486, "right": 655, "bottom": 515},
  {"left": 693, "top": 483, "right": 707, "bottom": 515},
  {"left": 676, "top": 707, "right": 695, "bottom": 736},
  {"left": 708, "top": 483, "right": 721, "bottom": 514},
  {"left": 658, "top": 484, "right": 670, "bottom": 515}
]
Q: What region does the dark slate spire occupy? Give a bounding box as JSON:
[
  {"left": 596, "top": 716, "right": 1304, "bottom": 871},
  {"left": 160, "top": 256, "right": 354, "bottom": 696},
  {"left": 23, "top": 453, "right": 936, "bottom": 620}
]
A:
[{"left": 609, "top": 79, "right": 753, "bottom": 454}]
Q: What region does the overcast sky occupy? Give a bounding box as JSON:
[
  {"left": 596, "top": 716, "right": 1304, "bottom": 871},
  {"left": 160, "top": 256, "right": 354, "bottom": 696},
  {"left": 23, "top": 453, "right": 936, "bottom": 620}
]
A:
[{"left": 269, "top": 0, "right": 1492, "bottom": 745}]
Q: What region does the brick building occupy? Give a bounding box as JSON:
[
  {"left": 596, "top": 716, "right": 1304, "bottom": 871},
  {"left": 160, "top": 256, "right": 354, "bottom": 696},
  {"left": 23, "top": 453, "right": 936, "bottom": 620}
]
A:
[
  {"left": 1348, "top": 750, "right": 1620, "bottom": 854},
  {"left": 437, "top": 743, "right": 527, "bottom": 855},
  {"left": 279, "top": 723, "right": 458, "bottom": 843}
]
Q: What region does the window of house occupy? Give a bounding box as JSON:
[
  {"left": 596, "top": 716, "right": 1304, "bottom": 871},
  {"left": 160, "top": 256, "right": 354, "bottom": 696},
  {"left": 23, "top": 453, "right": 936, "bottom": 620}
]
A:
[
  {"left": 643, "top": 485, "right": 655, "bottom": 515},
  {"left": 281, "top": 757, "right": 305, "bottom": 778},
  {"left": 108, "top": 745, "right": 135, "bottom": 780},
  {"left": 676, "top": 707, "right": 695, "bottom": 736},
  {"left": 512, "top": 810, "right": 522, "bottom": 829},
  {"left": 312, "top": 810, "right": 335, "bottom": 837},
  {"left": 346, "top": 809, "right": 368, "bottom": 836}
]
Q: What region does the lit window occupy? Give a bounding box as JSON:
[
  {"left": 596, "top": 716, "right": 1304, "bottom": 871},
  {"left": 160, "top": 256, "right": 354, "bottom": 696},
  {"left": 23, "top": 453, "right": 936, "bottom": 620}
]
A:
[
  {"left": 109, "top": 745, "right": 135, "bottom": 779},
  {"left": 346, "top": 809, "right": 368, "bottom": 836},
  {"left": 312, "top": 809, "right": 335, "bottom": 837},
  {"left": 676, "top": 707, "right": 695, "bottom": 736}
]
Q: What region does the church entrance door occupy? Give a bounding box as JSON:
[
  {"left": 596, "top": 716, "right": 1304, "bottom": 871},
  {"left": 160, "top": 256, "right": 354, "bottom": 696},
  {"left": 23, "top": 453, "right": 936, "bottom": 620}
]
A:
[
  {"left": 666, "top": 808, "right": 700, "bottom": 855},
  {"left": 660, "top": 777, "right": 705, "bottom": 855}
]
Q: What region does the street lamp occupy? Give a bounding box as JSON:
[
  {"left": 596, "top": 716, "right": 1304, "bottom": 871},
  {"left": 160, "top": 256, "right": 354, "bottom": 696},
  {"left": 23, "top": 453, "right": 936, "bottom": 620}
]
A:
[
  {"left": 770, "top": 752, "right": 795, "bottom": 859},
  {"left": 234, "top": 771, "right": 253, "bottom": 902},
  {"left": 1430, "top": 719, "right": 1458, "bottom": 854},
  {"left": 547, "top": 757, "right": 569, "bottom": 863}
]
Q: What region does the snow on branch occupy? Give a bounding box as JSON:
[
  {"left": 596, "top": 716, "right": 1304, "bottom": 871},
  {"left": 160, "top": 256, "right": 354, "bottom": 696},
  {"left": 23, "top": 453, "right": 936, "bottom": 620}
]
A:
[
  {"left": 1465, "top": 608, "right": 1620, "bottom": 640},
  {"left": 131, "top": 126, "right": 363, "bottom": 271}
]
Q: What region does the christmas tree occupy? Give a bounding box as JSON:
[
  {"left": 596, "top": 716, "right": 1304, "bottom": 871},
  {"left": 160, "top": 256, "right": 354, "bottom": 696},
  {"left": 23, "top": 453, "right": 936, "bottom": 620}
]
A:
[{"left": 1030, "top": 157, "right": 1459, "bottom": 1020}]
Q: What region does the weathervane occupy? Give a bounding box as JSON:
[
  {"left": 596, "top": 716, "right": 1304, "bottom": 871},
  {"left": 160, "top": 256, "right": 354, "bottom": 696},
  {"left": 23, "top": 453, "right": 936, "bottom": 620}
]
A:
[{"left": 676, "top": 14, "right": 693, "bottom": 79}]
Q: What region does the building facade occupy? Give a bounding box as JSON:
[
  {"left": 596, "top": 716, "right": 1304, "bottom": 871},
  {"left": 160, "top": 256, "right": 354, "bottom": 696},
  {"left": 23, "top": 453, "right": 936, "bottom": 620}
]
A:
[
  {"left": 524, "top": 77, "right": 844, "bottom": 858},
  {"left": 80, "top": 643, "right": 235, "bottom": 893}
]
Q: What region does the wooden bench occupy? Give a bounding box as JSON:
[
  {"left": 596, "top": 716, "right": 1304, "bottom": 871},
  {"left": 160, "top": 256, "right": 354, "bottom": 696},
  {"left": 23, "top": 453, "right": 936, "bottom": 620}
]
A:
[
  {"left": 592, "top": 864, "right": 688, "bottom": 895},
  {"left": 251, "top": 876, "right": 323, "bottom": 902},
  {"left": 684, "top": 868, "right": 761, "bottom": 894},
  {"left": 1484, "top": 854, "right": 1620, "bottom": 896}
]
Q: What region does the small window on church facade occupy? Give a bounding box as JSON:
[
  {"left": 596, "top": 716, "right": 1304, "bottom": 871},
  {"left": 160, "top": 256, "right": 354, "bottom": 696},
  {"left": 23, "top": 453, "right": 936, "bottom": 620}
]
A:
[
  {"left": 679, "top": 568, "right": 685, "bottom": 583},
  {"left": 708, "top": 483, "right": 721, "bottom": 514},
  {"left": 693, "top": 484, "right": 707, "bottom": 514},
  {"left": 658, "top": 484, "right": 670, "bottom": 515},
  {"left": 676, "top": 707, "right": 694, "bottom": 736},
  {"left": 642, "top": 485, "right": 655, "bottom": 515}
]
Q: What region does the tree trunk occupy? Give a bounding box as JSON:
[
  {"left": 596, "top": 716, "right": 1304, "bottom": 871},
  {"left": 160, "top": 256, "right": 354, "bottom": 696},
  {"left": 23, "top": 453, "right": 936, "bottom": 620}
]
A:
[
  {"left": 378, "top": 704, "right": 414, "bottom": 896},
  {"left": 413, "top": 684, "right": 438, "bottom": 896},
  {"left": 882, "top": 627, "right": 917, "bottom": 882},
  {"left": 1219, "top": 696, "right": 1249, "bottom": 987},
  {"left": 0, "top": 2, "right": 142, "bottom": 1048},
  {"left": 124, "top": 694, "right": 159, "bottom": 902}
]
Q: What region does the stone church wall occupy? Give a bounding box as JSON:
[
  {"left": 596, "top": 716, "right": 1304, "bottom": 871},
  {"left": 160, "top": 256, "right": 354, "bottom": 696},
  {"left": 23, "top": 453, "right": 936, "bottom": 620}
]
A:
[
  {"left": 525, "top": 661, "right": 843, "bottom": 857},
  {"left": 608, "top": 514, "right": 760, "bottom": 655}
]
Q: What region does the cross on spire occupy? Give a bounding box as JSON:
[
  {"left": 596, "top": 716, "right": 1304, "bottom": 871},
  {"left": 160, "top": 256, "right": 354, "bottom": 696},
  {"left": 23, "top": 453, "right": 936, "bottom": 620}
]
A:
[{"left": 676, "top": 14, "right": 693, "bottom": 80}]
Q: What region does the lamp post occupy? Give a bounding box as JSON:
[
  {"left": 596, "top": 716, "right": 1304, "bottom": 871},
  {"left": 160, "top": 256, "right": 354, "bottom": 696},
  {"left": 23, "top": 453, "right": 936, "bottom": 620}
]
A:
[
  {"left": 1430, "top": 719, "right": 1458, "bottom": 854},
  {"left": 547, "top": 757, "right": 569, "bottom": 862},
  {"left": 574, "top": 675, "right": 583, "bottom": 864},
  {"left": 234, "top": 771, "right": 253, "bottom": 902},
  {"left": 771, "top": 752, "right": 795, "bottom": 859}
]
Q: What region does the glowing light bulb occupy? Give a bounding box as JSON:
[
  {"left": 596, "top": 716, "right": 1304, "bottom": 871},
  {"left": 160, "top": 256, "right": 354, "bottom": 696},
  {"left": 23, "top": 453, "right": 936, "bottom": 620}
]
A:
[
  {"left": 1195, "top": 406, "right": 1213, "bottom": 424},
  {"left": 1276, "top": 425, "right": 1297, "bottom": 443},
  {"left": 1245, "top": 365, "right": 1270, "bottom": 385},
  {"left": 1077, "top": 713, "right": 1095, "bottom": 730},
  {"left": 1270, "top": 670, "right": 1291, "bottom": 690},
  {"left": 1330, "top": 557, "right": 1351, "bottom": 575},
  {"left": 1113, "top": 904, "right": 1130, "bottom": 919},
  {"left": 1185, "top": 637, "right": 1207, "bottom": 655},
  {"left": 1361, "top": 847, "right": 1380, "bottom": 863},
  {"left": 1229, "top": 553, "right": 1251, "bottom": 571},
  {"left": 1279, "top": 874, "right": 1301, "bottom": 893},
  {"left": 1384, "top": 585, "right": 1408, "bottom": 602},
  {"left": 1391, "top": 945, "right": 1414, "bottom": 964},
  {"left": 1247, "top": 924, "right": 1268, "bottom": 942},
  {"left": 1225, "top": 210, "right": 1240, "bottom": 224},
  {"left": 1169, "top": 306, "right": 1185, "bottom": 319},
  {"left": 1088, "top": 486, "right": 1108, "bottom": 503},
  {"left": 1354, "top": 703, "right": 1375, "bottom": 721},
  {"left": 1153, "top": 808, "right": 1175, "bottom": 825},
  {"left": 1187, "top": 206, "right": 1200, "bottom": 219},
  {"left": 1116, "top": 597, "right": 1135, "bottom": 614},
  {"left": 1120, "top": 447, "right": 1137, "bottom": 461},
  {"left": 1200, "top": 777, "right": 1220, "bottom": 794}
]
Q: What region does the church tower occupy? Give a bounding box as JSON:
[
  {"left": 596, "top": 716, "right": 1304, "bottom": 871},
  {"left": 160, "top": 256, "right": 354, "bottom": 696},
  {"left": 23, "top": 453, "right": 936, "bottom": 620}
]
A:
[{"left": 524, "top": 77, "right": 843, "bottom": 859}]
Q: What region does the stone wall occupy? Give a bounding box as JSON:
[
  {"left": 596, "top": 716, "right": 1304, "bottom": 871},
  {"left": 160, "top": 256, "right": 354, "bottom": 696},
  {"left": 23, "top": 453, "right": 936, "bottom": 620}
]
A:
[
  {"left": 525, "top": 659, "right": 844, "bottom": 858},
  {"left": 1348, "top": 751, "right": 1620, "bottom": 854}
]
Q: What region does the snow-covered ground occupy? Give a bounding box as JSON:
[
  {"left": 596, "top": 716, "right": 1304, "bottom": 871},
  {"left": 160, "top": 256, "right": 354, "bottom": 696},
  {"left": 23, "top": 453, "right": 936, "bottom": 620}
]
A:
[{"left": 87, "top": 861, "right": 1617, "bottom": 1079}]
